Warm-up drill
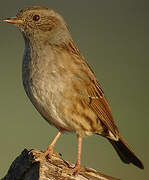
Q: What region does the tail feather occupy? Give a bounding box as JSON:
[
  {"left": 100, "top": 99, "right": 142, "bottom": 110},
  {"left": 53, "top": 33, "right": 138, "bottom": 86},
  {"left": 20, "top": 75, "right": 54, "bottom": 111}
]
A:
[{"left": 108, "top": 136, "right": 144, "bottom": 169}]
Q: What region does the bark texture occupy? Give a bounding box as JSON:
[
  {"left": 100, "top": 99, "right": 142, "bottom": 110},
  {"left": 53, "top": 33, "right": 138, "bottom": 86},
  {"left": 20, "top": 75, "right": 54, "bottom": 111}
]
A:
[{"left": 1, "top": 149, "right": 120, "bottom": 180}]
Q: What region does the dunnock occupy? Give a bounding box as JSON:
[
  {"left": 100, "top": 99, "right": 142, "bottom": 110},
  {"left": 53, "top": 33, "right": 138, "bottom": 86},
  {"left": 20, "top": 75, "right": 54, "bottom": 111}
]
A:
[{"left": 4, "top": 6, "right": 144, "bottom": 174}]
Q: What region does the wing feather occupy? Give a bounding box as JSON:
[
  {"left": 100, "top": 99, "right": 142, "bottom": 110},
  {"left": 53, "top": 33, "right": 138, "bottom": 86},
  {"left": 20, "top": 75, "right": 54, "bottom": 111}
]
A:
[{"left": 87, "top": 80, "right": 119, "bottom": 137}]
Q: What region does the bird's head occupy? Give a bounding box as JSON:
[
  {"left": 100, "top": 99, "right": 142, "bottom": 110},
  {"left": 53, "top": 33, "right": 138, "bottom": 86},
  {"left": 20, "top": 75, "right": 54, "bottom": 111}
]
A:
[{"left": 4, "top": 6, "right": 71, "bottom": 45}]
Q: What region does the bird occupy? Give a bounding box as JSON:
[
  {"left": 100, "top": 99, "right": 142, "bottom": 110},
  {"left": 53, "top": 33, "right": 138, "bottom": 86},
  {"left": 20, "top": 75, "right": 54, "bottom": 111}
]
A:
[{"left": 3, "top": 6, "right": 144, "bottom": 174}]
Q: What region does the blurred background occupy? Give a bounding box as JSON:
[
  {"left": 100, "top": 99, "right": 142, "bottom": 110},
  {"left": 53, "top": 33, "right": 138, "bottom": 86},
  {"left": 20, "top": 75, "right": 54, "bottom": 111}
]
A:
[{"left": 0, "top": 0, "right": 148, "bottom": 179}]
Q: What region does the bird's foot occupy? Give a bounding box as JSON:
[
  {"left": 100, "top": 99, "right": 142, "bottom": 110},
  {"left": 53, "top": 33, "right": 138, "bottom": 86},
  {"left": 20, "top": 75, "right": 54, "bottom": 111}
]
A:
[
  {"left": 44, "top": 148, "right": 53, "bottom": 158},
  {"left": 63, "top": 163, "right": 81, "bottom": 176},
  {"left": 71, "top": 166, "right": 80, "bottom": 176},
  {"left": 43, "top": 148, "right": 61, "bottom": 159}
]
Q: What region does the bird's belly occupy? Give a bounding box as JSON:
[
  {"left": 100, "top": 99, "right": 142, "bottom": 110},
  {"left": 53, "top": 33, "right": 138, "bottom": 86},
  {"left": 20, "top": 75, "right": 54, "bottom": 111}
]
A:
[
  {"left": 24, "top": 75, "right": 102, "bottom": 136},
  {"left": 23, "top": 71, "right": 72, "bottom": 131}
]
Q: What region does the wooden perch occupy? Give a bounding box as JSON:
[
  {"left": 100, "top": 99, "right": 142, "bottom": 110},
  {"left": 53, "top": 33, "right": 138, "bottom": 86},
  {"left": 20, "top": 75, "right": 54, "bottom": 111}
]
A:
[{"left": 1, "top": 149, "right": 120, "bottom": 180}]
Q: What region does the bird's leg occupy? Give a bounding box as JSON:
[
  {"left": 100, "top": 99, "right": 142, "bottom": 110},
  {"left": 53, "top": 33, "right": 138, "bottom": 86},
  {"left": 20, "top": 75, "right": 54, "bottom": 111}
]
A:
[
  {"left": 44, "top": 131, "right": 62, "bottom": 157},
  {"left": 73, "top": 135, "right": 82, "bottom": 175}
]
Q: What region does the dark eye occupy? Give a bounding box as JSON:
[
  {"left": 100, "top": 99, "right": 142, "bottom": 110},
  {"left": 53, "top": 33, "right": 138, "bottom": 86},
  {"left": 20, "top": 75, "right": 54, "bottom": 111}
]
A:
[{"left": 33, "top": 15, "right": 40, "bottom": 21}]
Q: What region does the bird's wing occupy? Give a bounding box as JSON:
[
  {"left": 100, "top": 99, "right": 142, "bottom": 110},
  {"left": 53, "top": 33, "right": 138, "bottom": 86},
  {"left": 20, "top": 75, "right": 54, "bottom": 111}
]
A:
[
  {"left": 81, "top": 59, "right": 119, "bottom": 138},
  {"left": 59, "top": 41, "right": 119, "bottom": 138},
  {"left": 87, "top": 79, "right": 119, "bottom": 137}
]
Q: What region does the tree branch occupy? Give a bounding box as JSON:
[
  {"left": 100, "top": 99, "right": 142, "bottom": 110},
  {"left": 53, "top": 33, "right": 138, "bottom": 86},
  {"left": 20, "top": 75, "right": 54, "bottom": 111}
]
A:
[{"left": 1, "top": 149, "right": 120, "bottom": 180}]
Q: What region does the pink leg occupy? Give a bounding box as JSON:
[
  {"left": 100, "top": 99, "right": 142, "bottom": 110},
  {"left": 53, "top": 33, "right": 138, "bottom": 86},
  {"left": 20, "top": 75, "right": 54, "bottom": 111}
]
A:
[
  {"left": 44, "top": 131, "right": 62, "bottom": 156},
  {"left": 73, "top": 135, "right": 82, "bottom": 174}
]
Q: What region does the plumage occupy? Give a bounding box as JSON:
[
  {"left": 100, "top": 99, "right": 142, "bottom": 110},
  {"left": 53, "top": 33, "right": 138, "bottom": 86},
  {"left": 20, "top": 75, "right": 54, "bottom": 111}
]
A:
[{"left": 4, "top": 6, "right": 144, "bottom": 174}]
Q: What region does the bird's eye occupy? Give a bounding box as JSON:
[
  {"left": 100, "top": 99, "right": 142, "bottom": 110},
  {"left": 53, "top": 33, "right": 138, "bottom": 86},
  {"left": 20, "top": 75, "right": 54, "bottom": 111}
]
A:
[{"left": 33, "top": 15, "right": 40, "bottom": 21}]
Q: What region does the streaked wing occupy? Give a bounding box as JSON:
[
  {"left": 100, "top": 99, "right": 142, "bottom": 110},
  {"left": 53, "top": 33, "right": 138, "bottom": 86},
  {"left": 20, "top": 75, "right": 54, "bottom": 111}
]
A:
[
  {"left": 87, "top": 80, "right": 119, "bottom": 137},
  {"left": 60, "top": 40, "right": 119, "bottom": 137},
  {"left": 78, "top": 54, "right": 119, "bottom": 137}
]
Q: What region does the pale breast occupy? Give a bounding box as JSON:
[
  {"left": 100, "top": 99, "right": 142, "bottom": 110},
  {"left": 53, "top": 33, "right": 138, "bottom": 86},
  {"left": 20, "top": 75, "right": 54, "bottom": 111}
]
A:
[{"left": 22, "top": 43, "right": 71, "bottom": 130}]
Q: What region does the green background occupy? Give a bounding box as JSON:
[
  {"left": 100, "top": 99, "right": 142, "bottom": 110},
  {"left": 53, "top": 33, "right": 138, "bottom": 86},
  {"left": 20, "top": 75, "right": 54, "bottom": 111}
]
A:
[{"left": 0, "top": 0, "right": 148, "bottom": 179}]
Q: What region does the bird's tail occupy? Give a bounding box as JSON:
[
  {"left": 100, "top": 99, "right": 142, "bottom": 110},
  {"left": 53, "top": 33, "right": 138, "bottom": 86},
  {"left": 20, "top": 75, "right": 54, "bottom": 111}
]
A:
[{"left": 108, "top": 136, "right": 144, "bottom": 169}]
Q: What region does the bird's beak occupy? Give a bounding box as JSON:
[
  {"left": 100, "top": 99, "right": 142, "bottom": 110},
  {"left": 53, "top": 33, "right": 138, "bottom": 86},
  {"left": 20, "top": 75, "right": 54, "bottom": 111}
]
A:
[{"left": 3, "top": 17, "right": 24, "bottom": 25}]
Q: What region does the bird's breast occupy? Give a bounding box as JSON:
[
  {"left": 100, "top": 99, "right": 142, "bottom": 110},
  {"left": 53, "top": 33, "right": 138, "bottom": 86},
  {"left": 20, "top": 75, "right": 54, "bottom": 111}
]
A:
[{"left": 22, "top": 45, "right": 71, "bottom": 130}]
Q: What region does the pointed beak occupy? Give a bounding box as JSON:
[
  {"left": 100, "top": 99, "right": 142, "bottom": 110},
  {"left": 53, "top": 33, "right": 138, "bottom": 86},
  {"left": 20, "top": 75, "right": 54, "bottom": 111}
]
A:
[{"left": 3, "top": 17, "right": 24, "bottom": 25}]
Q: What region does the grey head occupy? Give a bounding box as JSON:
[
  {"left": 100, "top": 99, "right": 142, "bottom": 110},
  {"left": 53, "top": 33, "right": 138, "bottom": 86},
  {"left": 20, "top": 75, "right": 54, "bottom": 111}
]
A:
[{"left": 4, "top": 6, "right": 71, "bottom": 45}]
